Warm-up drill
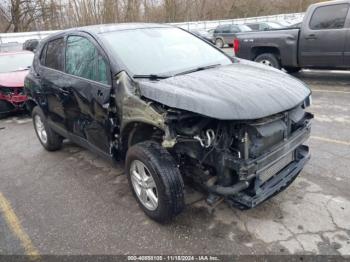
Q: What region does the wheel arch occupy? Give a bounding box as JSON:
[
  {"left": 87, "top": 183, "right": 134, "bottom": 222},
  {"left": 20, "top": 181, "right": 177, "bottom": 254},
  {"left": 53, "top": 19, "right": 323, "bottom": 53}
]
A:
[
  {"left": 252, "top": 46, "right": 281, "bottom": 61},
  {"left": 121, "top": 121, "right": 165, "bottom": 156},
  {"left": 25, "top": 99, "right": 38, "bottom": 114},
  {"left": 215, "top": 37, "right": 225, "bottom": 45}
]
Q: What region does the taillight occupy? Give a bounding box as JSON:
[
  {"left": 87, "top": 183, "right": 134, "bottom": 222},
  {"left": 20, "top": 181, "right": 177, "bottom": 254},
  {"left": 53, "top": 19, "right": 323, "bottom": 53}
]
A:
[{"left": 233, "top": 38, "right": 240, "bottom": 54}]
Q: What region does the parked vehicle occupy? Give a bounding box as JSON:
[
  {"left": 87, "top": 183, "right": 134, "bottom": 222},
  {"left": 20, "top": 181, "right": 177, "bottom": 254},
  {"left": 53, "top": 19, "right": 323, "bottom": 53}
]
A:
[
  {"left": 23, "top": 39, "right": 40, "bottom": 52},
  {"left": 245, "top": 22, "right": 283, "bottom": 31},
  {"left": 25, "top": 24, "right": 313, "bottom": 222},
  {"left": 213, "top": 24, "right": 252, "bottom": 48},
  {"left": 0, "top": 51, "right": 33, "bottom": 118},
  {"left": 190, "top": 29, "right": 214, "bottom": 43},
  {"left": 234, "top": 0, "right": 350, "bottom": 72}
]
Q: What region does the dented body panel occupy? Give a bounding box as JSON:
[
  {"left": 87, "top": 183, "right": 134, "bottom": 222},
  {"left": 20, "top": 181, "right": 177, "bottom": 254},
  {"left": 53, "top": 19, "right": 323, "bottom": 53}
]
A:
[
  {"left": 138, "top": 60, "right": 311, "bottom": 120},
  {"left": 24, "top": 23, "right": 313, "bottom": 209}
]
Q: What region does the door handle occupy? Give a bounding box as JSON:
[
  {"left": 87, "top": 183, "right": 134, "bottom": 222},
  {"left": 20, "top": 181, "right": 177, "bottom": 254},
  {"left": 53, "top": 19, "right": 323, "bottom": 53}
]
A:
[
  {"left": 59, "top": 87, "right": 70, "bottom": 95},
  {"left": 97, "top": 89, "right": 103, "bottom": 97},
  {"left": 305, "top": 34, "right": 317, "bottom": 40}
]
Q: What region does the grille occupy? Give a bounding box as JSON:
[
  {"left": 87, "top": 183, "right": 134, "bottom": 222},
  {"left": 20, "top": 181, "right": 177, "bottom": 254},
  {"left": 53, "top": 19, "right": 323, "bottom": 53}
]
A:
[{"left": 259, "top": 152, "right": 294, "bottom": 183}]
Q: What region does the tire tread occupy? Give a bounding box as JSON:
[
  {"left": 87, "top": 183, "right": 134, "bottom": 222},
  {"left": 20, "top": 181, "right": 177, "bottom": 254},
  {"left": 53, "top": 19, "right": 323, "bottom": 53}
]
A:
[{"left": 126, "top": 141, "right": 185, "bottom": 222}]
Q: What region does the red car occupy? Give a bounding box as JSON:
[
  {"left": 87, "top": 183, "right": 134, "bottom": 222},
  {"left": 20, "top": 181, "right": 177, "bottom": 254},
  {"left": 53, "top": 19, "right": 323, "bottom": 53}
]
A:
[{"left": 0, "top": 51, "right": 34, "bottom": 118}]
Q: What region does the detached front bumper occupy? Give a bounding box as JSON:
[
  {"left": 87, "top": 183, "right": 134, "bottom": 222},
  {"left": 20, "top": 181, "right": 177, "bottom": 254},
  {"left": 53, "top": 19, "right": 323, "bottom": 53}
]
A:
[
  {"left": 211, "top": 122, "right": 311, "bottom": 209},
  {"left": 227, "top": 145, "right": 310, "bottom": 209},
  {"left": 0, "top": 93, "right": 27, "bottom": 112}
]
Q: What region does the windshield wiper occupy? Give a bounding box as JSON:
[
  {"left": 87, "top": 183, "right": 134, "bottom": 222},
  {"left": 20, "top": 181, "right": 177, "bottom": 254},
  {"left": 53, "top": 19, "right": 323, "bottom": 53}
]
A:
[
  {"left": 175, "top": 64, "right": 221, "bottom": 76},
  {"left": 133, "top": 74, "right": 171, "bottom": 80}
]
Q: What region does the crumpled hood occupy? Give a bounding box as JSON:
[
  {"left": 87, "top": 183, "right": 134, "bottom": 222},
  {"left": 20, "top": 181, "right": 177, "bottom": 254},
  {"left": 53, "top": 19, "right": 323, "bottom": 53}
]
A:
[
  {"left": 138, "top": 61, "right": 311, "bottom": 120},
  {"left": 0, "top": 70, "right": 28, "bottom": 88}
]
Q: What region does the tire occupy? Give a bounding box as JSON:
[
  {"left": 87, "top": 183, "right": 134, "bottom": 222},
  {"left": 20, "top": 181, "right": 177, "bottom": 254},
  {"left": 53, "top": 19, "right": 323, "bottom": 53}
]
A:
[
  {"left": 32, "top": 106, "right": 63, "bottom": 151},
  {"left": 0, "top": 100, "right": 13, "bottom": 119},
  {"left": 284, "top": 67, "right": 301, "bottom": 74},
  {"left": 255, "top": 53, "right": 281, "bottom": 70},
  {"left": 126, "top": 141, "right": 185, "bottom": 223},
  {"left": 215, "top": 38, "right": 224, "bottom": 48}
]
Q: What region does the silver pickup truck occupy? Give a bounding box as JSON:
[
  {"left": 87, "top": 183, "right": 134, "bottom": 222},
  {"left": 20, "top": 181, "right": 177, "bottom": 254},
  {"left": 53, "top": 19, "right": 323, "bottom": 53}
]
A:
[{"left": 234, "top": 0, "right": 350, "bottom": 73}]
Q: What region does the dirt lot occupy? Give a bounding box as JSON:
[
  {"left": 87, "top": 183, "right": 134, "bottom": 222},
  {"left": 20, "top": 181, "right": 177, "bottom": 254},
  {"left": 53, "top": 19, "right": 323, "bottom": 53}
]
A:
[{"left": 0, "top": 67, "right": 349, "bottom": 256}]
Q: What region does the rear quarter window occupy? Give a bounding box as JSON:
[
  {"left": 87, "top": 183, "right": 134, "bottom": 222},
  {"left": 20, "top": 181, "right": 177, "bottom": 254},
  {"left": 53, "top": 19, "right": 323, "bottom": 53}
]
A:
[
  {"left": 45, "top": 38, "right": 65, "bottom": 71},
  {"left": 310, "top": 4, "right": 349, "bottom": 30}
]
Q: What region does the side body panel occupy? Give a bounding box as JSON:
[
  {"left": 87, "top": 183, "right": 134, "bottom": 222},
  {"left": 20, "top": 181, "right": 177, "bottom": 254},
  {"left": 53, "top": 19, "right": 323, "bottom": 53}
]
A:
[
  {"left": 235, "top": 29, "right": 299, "bottom": 67},
  {"left": 63, "top": 32, "right": 112, "bottom": 153},
  {"left": 299, "top": 3, "right": 349, "bottom": 68},
  {"left": 26, "top": 31, "right": 114, "bottom": 156}
]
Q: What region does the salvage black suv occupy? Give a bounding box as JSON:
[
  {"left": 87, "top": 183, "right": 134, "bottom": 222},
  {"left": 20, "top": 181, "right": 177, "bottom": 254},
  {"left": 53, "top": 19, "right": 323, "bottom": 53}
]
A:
[{"left": 25, "top": 24, "right": 313, "bottom": 222}]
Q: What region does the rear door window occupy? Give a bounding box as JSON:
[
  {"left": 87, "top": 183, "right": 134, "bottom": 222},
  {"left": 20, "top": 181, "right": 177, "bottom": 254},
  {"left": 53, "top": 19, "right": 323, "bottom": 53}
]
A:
[
  {"left": 222, "top": 25, "right": 231, "bottom": 33},
  {"left": 260, "top": 24, "right": 269, "bottom": 31},
  {"left": 230, "top": 25, "right": 239, "bottom": 33},
  {"left": 310, "top": 4, "right": 349, "bottom": 30},
  {"left": 65, "top": 35, "right": 109, "bottom": 85},
  {"left": 45, "top": 38, "right": 65, "bottom": 71},
  {"left": 248, "top": 24, "right": 259, "bottom": 31}
]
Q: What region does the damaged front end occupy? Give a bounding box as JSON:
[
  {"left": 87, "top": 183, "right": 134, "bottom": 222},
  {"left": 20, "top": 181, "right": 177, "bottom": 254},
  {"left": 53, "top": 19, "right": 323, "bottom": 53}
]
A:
[
  {"left": 113, "top": 72, "right": 313, "bottom": 210},
  {"left": 0, "top": 86, "right": 27, "bottom": 114},
  {"left": 162, "top": 103, "right": 313, "bottom": 209}
]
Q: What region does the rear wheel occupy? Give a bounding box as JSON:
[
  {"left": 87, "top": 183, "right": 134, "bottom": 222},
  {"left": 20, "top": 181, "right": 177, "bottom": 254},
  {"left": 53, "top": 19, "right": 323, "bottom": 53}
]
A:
[
  {"left": 126, "top": 141, "right": 185, "bottom": 223},
  {"left": 215, "top": 38, "right": 224, "bottom": 48},
  {"left": 32, "top": 106, "right": 63, "bottom": 151},
  {"left": 255, "top": 53, "right": 281, "bottom": 69},
  {"left": 284, "top": 67, "right": 301, "bottom": 74}
]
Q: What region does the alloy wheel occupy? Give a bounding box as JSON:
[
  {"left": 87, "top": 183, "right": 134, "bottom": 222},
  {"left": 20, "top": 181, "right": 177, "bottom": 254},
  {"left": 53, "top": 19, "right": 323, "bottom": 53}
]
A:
[
  {"left": 130, "top": 160, "right": 158, "bottom": 211},
  {"left": 34, "top": 115, "right": 48, "bottom": 144}
]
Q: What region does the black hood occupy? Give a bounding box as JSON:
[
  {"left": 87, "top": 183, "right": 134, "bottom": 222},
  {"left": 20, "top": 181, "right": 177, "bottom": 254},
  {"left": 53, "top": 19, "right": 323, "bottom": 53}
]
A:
[{"left": 138, "top": 60, "right": 311, "bottom": 120}]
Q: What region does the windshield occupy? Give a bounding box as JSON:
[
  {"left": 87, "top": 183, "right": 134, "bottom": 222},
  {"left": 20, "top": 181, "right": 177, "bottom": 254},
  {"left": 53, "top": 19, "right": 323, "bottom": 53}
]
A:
[
  {"left": 0, "top": 53, "right": 34, "bottom": 73},
  {"left": 238, "top": 25, "right": 252, "bottom": 32},
  {"left": 100, "top": 27, "right": 232, "bottom": 76}
]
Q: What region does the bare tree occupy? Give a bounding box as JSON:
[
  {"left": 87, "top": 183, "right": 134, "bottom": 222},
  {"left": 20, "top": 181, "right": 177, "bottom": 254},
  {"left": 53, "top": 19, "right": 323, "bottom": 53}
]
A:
[{"left": 0, "top": 0, "right": 329, "bottom": 33}]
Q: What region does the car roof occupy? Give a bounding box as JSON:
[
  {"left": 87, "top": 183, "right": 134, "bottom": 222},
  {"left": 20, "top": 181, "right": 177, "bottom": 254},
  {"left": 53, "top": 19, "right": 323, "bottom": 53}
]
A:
[
  {"left": 80, "top": 23, "right": 172, "bottom": 34},
  {"left": 0, "top": 50, "right": 33, "bottom": 56},
  {"left": 40, "top": 23, "right": 174, "bottom": 44},
  {"left": 313, "top": 0, "right": 350, "bottom": 7},
  {"left": 44, "top": 23, "right": 173, "bottom": 41}
]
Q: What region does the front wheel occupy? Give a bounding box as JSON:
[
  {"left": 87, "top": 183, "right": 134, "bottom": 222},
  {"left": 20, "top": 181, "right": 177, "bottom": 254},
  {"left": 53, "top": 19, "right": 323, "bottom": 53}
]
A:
[
  {"left": 32, "top": 106, "right": 63, "bottom": 151},
  {"left": 255, "top": 53, "right": 281, "bottom": 69},
  {"left": 126, "top": 141, "right": 185, "bottom": 223}
]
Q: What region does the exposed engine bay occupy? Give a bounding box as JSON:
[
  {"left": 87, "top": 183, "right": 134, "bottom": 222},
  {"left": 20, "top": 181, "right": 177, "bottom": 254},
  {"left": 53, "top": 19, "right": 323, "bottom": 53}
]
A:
[
  {"left": 158, "top": 102, "right": 313, "bottom": 208},
  {"left": 107, "top": 72, "right": 313, "bottom": 209}
]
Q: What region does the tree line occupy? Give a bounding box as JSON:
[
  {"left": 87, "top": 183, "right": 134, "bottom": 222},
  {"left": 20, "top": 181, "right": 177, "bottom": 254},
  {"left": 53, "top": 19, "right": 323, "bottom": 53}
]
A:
[{"left": 0, "top": 0, "right": 327, "bottom": 33}]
